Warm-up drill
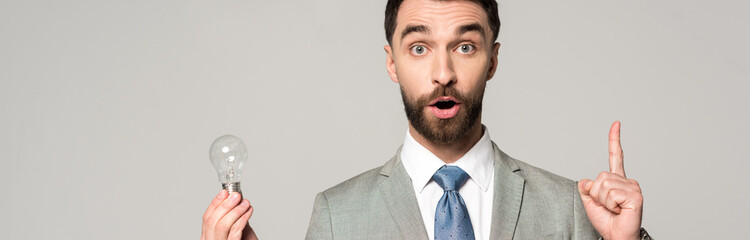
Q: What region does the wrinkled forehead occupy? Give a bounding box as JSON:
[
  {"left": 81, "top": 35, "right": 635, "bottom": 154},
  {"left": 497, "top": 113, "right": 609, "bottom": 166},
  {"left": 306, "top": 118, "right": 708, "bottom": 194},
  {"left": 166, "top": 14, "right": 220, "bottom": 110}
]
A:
[{"left": 395, "top": 0, "right": 490, "bottom": 40}]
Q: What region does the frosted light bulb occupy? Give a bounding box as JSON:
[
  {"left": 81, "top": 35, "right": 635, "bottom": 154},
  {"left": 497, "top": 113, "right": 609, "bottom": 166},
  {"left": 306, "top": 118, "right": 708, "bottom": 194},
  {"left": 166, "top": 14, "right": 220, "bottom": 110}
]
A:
[{"left": 209, "top": 135, "right": 247, "bottom": 194}]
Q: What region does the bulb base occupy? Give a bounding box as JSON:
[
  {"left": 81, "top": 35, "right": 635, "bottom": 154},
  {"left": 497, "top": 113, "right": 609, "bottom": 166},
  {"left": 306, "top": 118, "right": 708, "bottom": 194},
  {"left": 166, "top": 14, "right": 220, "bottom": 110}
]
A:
[{"left": 222, "top": 182, "right": 242, "bottom": 195}]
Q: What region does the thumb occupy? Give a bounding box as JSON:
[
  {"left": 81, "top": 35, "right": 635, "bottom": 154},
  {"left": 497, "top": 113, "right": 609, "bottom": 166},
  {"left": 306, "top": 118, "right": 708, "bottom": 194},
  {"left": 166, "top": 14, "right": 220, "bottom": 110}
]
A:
[{"left": 577, "top": 179, "right": 593, "bottom": 197}]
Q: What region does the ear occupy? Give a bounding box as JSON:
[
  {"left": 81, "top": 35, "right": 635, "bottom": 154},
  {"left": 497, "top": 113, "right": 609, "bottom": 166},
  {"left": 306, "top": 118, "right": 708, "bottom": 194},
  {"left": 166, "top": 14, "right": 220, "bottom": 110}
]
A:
[
  {"left": 384, "top": 45, "right": 399, "bottom": 83},
  {"left": 486, "top": 42, "right": 501, "bottom": 81}
]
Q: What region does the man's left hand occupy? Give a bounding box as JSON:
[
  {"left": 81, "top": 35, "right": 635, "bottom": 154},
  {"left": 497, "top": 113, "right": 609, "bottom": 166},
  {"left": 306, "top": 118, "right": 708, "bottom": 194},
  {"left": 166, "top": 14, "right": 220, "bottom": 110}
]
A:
[{"left": 578, "top": 121, "right": 644, "bottom": 240}]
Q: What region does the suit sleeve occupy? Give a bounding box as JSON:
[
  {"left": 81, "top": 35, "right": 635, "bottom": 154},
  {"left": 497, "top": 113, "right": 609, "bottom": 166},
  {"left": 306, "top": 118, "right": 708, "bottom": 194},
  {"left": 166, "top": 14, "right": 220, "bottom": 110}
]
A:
[
  {"left": 305, "top": 192, "right": 334, "bottom": 240},
  {"left": 573, "top": 181, "right": 601, "bottom": 240}
]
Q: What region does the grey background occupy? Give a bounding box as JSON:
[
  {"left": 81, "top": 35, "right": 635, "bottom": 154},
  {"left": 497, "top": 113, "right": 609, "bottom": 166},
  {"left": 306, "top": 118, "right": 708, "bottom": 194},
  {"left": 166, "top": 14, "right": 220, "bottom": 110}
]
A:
[{"left": 1, "top": 0, "right": 748, "bottom": 239}]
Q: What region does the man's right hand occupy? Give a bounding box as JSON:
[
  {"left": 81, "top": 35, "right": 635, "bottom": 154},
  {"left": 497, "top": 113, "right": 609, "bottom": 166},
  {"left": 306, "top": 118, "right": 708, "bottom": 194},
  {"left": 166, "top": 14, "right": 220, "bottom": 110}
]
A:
[{"left": 201, "top": 190, "right": 258, "bottom": 240}]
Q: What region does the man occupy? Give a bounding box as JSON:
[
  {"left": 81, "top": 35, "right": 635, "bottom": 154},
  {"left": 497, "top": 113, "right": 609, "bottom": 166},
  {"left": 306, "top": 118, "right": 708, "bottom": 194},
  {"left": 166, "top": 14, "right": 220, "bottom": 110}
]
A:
[{"left": 201, "top": 0, "right": 650, "bottom": 239}]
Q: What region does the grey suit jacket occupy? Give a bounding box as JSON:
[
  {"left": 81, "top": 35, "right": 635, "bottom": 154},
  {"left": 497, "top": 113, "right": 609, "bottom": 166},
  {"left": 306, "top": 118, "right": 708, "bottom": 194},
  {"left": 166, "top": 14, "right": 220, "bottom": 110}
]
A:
[{"left": 306, "top": 142, "right": 600, "bottom": 239}]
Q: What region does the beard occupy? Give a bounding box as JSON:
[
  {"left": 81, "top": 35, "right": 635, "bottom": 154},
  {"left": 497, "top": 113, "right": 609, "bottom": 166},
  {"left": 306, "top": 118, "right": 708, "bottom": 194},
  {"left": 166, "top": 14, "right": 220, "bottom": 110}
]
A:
[{"left": 401, "top": 85, "right": 483, "bottom": 144}]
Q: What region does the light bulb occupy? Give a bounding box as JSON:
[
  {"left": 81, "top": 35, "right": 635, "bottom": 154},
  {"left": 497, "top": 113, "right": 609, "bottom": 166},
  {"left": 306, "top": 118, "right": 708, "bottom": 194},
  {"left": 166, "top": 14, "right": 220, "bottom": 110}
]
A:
[{"left": 209, "top": 135, "right": 247, "bottom": 194}]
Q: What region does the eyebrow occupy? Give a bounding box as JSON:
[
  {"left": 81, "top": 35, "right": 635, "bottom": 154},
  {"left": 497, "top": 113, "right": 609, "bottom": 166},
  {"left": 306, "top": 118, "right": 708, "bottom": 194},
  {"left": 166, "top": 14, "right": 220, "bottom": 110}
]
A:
[
  {"left": 457, "top": 23, "right": 485, "bottom": 38},
  {"left": 400, "top": 24, "right": 430, "bottom": 42},
  {"left": 399, "top": 23, "right": 486, "bottom": 43}
]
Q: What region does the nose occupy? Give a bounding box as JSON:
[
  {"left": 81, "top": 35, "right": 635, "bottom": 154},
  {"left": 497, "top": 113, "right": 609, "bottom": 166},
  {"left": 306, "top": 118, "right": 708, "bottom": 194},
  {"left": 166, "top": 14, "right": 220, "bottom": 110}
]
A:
[{"left": 431, "top": 50, "right": 456, "bottom": 87}]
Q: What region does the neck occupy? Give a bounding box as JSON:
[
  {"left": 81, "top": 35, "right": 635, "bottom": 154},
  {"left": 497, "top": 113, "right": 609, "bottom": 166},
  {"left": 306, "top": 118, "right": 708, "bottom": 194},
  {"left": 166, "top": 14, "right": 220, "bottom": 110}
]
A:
[{"left": 409, "top": 121, "right": 484, "bottom": 164}]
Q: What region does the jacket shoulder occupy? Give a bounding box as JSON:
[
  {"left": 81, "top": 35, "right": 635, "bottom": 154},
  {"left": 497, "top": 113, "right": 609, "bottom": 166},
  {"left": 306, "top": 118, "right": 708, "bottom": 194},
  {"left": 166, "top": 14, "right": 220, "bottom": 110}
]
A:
[
  {"left": 509, "top": 156, "right": 577, "bottom": 189},
  {"left": 320, "top": 149, "right": 402, "bottom": 200},
  {"left": 320, "top": 166, "right": 384, "bottom": 200},
  {"left": 307, "top": 158, "right": 403, "bottom": 239}
]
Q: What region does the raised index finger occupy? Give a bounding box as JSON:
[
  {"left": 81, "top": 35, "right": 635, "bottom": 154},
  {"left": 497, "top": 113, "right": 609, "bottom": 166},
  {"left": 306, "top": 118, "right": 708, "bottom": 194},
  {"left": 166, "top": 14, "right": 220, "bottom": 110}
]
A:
[{"left": 609, "top": 121, "right": 626, "bottom": 177}]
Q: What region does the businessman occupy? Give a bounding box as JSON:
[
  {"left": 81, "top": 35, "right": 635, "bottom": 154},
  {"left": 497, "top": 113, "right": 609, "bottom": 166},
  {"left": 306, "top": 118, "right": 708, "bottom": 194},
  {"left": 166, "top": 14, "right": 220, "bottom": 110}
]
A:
[{"left": 200, "top": 0, "right": 650, "bottom": 239}]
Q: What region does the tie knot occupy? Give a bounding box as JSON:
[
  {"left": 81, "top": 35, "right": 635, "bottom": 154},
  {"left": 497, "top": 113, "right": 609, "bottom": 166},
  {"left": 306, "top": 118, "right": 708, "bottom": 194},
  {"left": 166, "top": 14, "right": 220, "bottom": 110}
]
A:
[{"left": 432, "top": 165, "right": 470, "bottom": 191}]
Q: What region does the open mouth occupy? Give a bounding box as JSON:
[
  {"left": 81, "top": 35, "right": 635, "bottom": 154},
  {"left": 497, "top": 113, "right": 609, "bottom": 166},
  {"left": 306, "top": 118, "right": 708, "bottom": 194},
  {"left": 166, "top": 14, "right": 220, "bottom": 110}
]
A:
[
  {"left": 428, "top": 96, "right": 461, "bottom": 119},
  {"left": 429, "top": 96, "right": 461, "bottom": 108},
  {"left": 434, "top": 100, "right": 457, "bottom": 109}
]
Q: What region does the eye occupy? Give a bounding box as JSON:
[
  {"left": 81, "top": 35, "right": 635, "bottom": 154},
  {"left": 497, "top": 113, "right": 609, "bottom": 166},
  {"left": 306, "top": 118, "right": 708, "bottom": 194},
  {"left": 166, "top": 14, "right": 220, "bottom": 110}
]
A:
[
  {"left": 410, "top": 45, "right": 427, "bottom": 56},
  {"left": 457, "top": 44, "right": 475, "bottom": 54}
]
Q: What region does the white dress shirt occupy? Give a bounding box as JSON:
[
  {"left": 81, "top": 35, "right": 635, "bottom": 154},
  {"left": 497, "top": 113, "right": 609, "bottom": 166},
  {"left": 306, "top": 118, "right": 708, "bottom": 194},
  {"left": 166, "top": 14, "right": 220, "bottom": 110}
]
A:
[{"left": 401, "top": 128, "right": 495, "bottom": 240}]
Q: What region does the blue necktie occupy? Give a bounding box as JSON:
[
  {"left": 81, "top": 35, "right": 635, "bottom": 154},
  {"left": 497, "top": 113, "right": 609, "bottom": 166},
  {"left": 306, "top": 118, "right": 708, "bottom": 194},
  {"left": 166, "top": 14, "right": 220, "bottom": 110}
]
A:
[{"left": 433, "top": 165, "right": 475, "bottom": 240}]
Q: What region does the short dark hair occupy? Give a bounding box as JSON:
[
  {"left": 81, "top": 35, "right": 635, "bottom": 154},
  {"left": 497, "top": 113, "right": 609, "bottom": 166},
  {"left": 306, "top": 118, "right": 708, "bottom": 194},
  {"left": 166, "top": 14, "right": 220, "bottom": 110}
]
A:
[{"left": 384, "top": 0, "right": 500, "bottom": 45}]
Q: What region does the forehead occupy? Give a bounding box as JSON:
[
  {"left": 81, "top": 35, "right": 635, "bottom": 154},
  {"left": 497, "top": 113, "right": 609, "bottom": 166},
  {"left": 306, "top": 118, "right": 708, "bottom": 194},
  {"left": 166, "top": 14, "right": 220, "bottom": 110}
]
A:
[{"left": 396, "top": 0, "right": 489, "bottom": 34}]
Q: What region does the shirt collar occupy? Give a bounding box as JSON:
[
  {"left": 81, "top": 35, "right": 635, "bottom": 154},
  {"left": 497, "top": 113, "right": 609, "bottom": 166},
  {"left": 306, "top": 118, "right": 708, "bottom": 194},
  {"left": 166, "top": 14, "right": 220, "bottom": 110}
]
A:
[{"left": 400, "top": 126, "right": 495, "bottom": 193}]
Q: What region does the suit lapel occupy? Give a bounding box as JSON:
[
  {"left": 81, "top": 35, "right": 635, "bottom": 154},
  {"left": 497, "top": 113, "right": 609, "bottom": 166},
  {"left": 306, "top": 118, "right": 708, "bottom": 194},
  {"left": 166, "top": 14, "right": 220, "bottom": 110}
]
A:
[
  {"left": 489, "top": 142, "right": 525, "bottom": 239},
  {"left": 378, "top": 149, "right": 429, "bottom": 240}
]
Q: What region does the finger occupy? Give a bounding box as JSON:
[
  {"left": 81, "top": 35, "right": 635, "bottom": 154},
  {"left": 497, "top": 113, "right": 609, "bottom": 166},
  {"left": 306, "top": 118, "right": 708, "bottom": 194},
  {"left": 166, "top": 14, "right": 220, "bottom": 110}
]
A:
[
  {"left": 228, "top": 202, "right": 254, "bottom": 240},
  {"left": 588, "top": 172, "right": 607, "bottom": 206},
  {"left": 608, "top": 121, "right": 626, "bottom": 177},
  {"left": 577, "top": 178, "right": 593, "bottom": 196},
  {"left": 596, "top": 177, "right": 633, "bottom": 210},
  {"left": 206, "top": 192, "right": 242, "bottom": 228},
  {"left": 217, "top": 199, "right": 251, "bottom": 240},
  {"left": 605, "top": 189, "right": 624, "bottom": 214},
  {"left": 588, "top": 171, "right": 622, "bottom": 205},
  {"left": 203, "top": 190, "right": 229, "bottom": 222}
]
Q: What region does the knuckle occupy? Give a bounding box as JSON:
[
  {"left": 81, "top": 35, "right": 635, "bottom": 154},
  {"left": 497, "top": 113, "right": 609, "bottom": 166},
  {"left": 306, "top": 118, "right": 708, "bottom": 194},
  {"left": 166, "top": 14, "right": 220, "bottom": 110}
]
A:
[
  {"left": 206, "top": 213, "right": 221, "bottom": 226},
  {"left": 635, "top": 193, "right": 644, "bottom": 202},
  {"left": 217, "top": 221, "right": 231, "bottom": 232},
  {"left": 607, "top": 189, "right": 619, "bottom": 197},
  {"left": 230, "top": 222, "right": 243, "bottom": 233},
  {"left": 627, "top": 179, "right": 642, "bottom": 191},
  {"left": 230, "top": 207, "right": 244, "bottom": 216},
  {"left": 205, "top": 215, "right": 215, "bottom": 225},
  {"left": 592, "top": 184, "right": 601, "bottom": 194},
  {"left": 589, "top": 196, "right": 601, "bottom": 205},
  {"left": 589, "top": 190, "right": 599, "bottom": 199}
]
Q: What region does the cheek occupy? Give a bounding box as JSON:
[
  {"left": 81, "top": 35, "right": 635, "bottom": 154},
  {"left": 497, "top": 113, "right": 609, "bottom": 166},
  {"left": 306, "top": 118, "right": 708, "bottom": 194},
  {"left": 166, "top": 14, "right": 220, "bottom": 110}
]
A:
[
  {"left": 454, "top": 57, "right": 490, "bottom": 88},
  {"left": 395, "top": 59, "right": 434, "bottom": 95}
]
